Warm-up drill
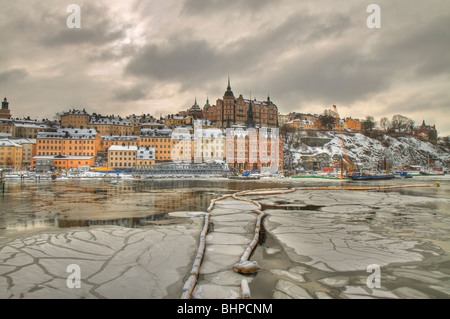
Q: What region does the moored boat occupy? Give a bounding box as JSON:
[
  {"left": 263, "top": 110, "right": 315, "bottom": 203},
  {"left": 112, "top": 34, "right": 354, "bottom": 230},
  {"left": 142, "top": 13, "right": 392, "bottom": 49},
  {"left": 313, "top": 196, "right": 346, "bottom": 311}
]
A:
[{"left": 349, "top": 173, "right": 396, "bottom": 180}]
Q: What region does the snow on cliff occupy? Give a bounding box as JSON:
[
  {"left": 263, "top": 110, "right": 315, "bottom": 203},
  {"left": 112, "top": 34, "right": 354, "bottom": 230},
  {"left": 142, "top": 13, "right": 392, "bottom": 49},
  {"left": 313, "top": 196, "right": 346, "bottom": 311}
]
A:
[{"left": 287, "top": 131, "right": 449, "bottom": 168}]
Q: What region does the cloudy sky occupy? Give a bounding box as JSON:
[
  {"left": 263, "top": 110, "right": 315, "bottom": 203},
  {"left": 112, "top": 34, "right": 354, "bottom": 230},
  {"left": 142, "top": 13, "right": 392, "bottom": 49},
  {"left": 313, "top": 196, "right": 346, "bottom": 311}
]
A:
[{"left": 1, "top": 0, "right": 449, "bottom": 136}]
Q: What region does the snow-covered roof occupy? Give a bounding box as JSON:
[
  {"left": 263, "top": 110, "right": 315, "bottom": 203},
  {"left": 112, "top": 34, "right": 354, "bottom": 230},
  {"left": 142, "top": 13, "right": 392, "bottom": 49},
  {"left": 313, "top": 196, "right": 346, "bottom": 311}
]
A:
[
  {"left": 101, "top": 136, "right": 139, "bottom": 141},
  {"left": 89, "top": 116, "right": 131, "bottom": 126},
  {"left": 108, "top": 145, "right": 138, "bottom": 151},
  {"left": 140, "top": 128, "right": 173, "bottom": 137},
  {"left": 0, "top": 139, "right": 23, "bottom": 148},
  {"left": 38, "top": 129, "right": 98, "bottom": 140}
]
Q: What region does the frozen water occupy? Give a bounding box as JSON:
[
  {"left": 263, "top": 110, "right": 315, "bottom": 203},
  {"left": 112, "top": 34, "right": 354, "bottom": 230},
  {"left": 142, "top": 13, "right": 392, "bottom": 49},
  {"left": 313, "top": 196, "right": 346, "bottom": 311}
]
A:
[{"left": 0, "top": 224, "right": 201, "bottom": 299}]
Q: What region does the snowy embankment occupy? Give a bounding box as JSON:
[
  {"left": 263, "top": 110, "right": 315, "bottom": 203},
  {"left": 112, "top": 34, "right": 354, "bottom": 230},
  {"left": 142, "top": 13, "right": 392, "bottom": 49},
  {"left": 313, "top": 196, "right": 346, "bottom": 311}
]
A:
[{"left": 288, "top": 131, "right": 449, "bottom": 168}]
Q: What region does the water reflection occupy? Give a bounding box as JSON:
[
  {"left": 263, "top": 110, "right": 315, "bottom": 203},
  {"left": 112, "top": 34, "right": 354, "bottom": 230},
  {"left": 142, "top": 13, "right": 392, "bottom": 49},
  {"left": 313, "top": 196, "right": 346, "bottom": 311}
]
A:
[{"left": 1, "top": 177, "right": 449, "bottom": 234}]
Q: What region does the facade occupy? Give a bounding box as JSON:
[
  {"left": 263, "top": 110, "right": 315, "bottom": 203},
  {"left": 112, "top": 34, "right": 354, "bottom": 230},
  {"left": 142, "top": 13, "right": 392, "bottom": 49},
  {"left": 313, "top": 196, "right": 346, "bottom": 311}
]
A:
[
  {"left": 107, "top": 145, "right": 138, "bottom": 170},
  {"left": 99, "top": 136, "right": 140, "bottom": 153},
  {"left": 0, "top": 98, "right": 12, "bottom": 120},
  {"left": 60, "top": 109, "right": 91, "bottom": 129},
  {"left": 32, "top": 155, "right": 95, "bottom": 172},
  {"left": 193, "top": 126, "right": 226, "bottom": 163},
  {"left": 36, "top": 129, "right": 101, "bottom": 158},
  {"left": 178, "top": 98, "right": 204, "bottom": 119},
  {"left": 414, "top": 120, "right": 438, "bottom": 141},
  {"left": 0, "top": 119, "right": 13, "bottom": 135},
  {"left": 140, "top": 129, "right": 175, "bottom": 162},
  {"left": 225, "top": 127, "right": 283, "bottom": 172},
  {"left": 87, "top": 115, "right": 133, "bottom": 136},
  {"left": 12, "top": 120, "right": 52, "bottom": 138},
  {"left": 203, "top": 79, "right": 279, "bottom": 128},
  {"left": 10, "top": 138, "right": 36, "bottom": 167},
  {"left": 344, "top": 118, "right": 362, "bottom": 131},
  {"left": 283, "top": 119, "right": 317, "bottom": 130},
  {"left": 0, "top": 139, "right": 23, "bottom": 168},
  {"left": 136, "top": 147, "right": 156, "bottom": 166},
  {"left": 164, "top": 115, "right": 193, "bottom": 128}
]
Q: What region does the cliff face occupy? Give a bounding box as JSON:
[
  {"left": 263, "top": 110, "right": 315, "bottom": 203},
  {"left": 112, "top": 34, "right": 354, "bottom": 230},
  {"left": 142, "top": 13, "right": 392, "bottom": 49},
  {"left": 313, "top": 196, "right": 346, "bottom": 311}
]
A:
[{"left": 284, "top": 131, "right": 449, "bottom": 170}]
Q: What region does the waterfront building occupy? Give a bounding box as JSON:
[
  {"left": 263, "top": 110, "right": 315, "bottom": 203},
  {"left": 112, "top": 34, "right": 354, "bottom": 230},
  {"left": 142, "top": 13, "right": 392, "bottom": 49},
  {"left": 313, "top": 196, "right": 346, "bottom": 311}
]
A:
[
  {"left": 0, "top": 139, "right": 23, "bottom": 169},
  {"left": 193, "top": 125, "right": 226, "bottom": 163},
  {"left": 32, "top": 155, "right": 96, "bottom": 172},
  {"left": 139, "top": 129, "right": 175, "bottom": 162},
  {"left": 107, "top": 145, "right": 138, "bottom": 170},
  {"left": 225, "top": 127, "right": 284, "bottom": 172},
  {"left": 136, "top": 147, "right": 156, "bottom": 166},
  {"left": 9, "top": 138, "right": 36, "bottom": 167}
]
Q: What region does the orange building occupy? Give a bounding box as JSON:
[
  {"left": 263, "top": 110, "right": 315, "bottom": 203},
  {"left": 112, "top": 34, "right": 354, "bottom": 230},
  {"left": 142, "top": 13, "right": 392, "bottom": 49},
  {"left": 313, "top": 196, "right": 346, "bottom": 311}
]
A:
[
  {"left": 60, "top": 109, "right": 91, "bottom": 129},
  {"left": 344, "top": 118, "right": 362, "bottom": 131},
  {"left": 36, "top": 129, "right": 101, "bottom": 158},
  {"left": 139, "top": 129, "right": 175, "bottom": 162},
  {"left": 32, "top": 155, "right": 96, "bottom": 171},
  {"left": 0, "top": 139, "right": 23, "bottom": 168},
  {"left": 87, "top": 115, "right": 133, "bottom": 136},
  {"left": 99, "top": 136, "right": 140, "bottom": 153}
]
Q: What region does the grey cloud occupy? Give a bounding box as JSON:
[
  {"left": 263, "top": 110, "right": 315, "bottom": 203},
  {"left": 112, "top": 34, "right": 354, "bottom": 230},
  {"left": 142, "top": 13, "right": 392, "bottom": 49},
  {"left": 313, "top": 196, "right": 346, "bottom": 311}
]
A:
[
  {"left": 0, "top": 69, "right": 29, "bottom": 85},
  {"left": 124, "top": 9, "right": 355, "bottom": 92},
  {"left": 113, "top": 85, "right": 148, "bottom": 102},
  {"left": 182, "top": 0, "right": 274, "bottom": 15}
]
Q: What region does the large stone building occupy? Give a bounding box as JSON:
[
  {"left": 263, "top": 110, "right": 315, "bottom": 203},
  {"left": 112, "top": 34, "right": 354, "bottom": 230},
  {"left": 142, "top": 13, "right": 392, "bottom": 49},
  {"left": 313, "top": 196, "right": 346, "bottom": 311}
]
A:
[
  {"left": 60, "top": 109, "right": 91, "bottom": 129},
  {"left": 203, "top": 79, "right": 279, "bottom": 128}
]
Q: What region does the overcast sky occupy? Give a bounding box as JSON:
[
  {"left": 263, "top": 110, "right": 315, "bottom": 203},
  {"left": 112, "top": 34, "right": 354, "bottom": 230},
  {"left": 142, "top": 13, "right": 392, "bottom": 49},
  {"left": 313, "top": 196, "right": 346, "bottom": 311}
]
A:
[{"left": 1, "top": 0, "right": 449, "bottom": 136}]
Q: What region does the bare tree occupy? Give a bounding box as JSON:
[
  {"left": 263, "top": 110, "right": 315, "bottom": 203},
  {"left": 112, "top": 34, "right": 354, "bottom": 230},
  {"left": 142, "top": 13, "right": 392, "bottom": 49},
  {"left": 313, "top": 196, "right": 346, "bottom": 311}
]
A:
[
  {"left": 362, "top": 116, "right": 376, "bottom": 131},
  {"left": 380, "top": 117, "right": 390, "bottom": 131},
  {"left": 392, "top": 115, "right": 414, "bottom": 133}
]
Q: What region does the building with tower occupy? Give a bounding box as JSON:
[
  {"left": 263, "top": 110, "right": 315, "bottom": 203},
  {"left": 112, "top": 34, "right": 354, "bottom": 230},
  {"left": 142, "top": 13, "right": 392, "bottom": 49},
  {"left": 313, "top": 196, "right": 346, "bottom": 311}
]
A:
[
  {"left": 203, "top": 78, "right": 279, "bottom": 128},
  {"left": 0, "top": 98, "right": 12, "bottom": 120}
]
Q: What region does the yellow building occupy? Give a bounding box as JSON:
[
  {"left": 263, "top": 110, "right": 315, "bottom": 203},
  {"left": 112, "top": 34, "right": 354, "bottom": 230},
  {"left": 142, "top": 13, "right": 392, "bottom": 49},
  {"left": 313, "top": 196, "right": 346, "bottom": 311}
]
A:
[
  {"left": 0, "top": 139, "right": 23, "bottom": 168},
  {"left": 10, "top": 138, "right": 36, "bottom": 167},
  {"left": 107, "top": 145, "right": 138, "bottom": 170},
  {"left": 283, "top": 119, "right": 317, "bottom": 130},
  {"left": 136, "top": 147, "right": 156, "bottom": 166},
  {"left": 139, "top": 129, "right": 174, "bottom": 162},
  {"left": 36, "top": 129, "right": 101, "bottom": 157},
  {"left": 87, "top": 116, "right": 133, "bottom": 136},
  {"left": 99, "top": 136, "right": 140, "bottom": 153},
  {"left": 344, "top": 118, "right": 362, "bottom": 131},
  {"left": 164, "top": 115, "right": 193, "bottom": 128},
  {"left": 60, "top": 109, "right": 91, "bottom": 129}
]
